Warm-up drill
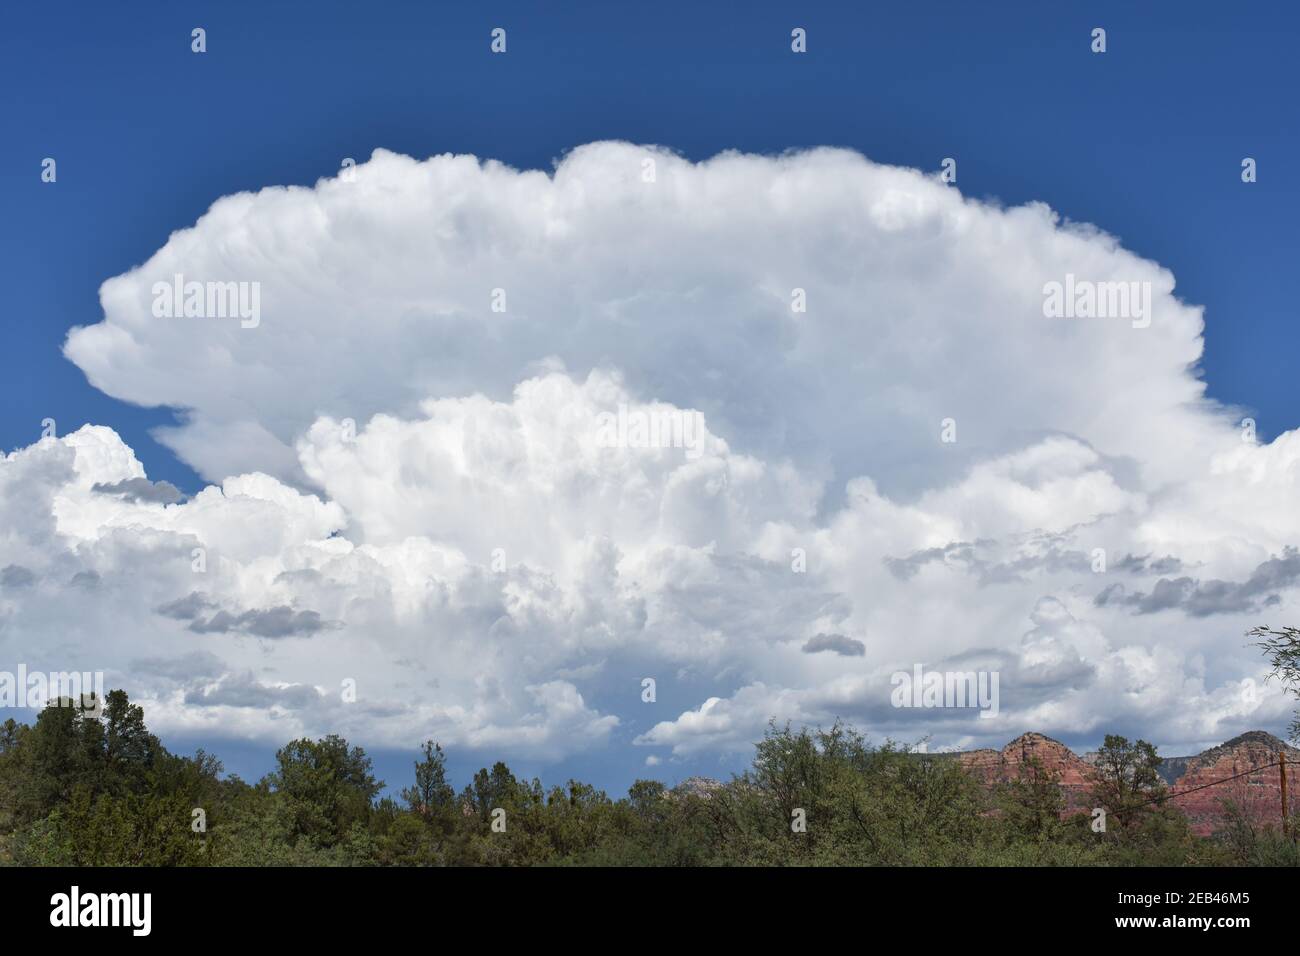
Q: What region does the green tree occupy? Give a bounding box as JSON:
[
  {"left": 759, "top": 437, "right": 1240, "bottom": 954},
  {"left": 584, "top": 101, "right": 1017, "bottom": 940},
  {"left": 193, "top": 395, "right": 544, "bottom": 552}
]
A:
[
  {"left": 15, "top": 697, "right": 103, "bottom": 823},
  {"left": 103, "top": 689, "right": 158, "bottom": 769},
  {"left": 1086, "top": 734, "right": 1165, "bottom": 831},
  {"left": 402, "top": 740, "right": 455, "bottom": 834},
  {"left": 270, "top": 735, "right": 382, "bottom": 848}
]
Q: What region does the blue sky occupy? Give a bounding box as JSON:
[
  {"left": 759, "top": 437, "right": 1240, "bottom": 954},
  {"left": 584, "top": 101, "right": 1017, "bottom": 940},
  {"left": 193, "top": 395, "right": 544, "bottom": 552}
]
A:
[{"left": 2, "top": 0, "right": 1299, "bottom": 795}]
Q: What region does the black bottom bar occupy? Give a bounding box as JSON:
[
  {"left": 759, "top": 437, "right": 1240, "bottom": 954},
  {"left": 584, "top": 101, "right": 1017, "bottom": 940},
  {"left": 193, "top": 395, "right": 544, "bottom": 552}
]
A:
[{"left": 0, "top": 865, "right": 1275, "bottom": 940}]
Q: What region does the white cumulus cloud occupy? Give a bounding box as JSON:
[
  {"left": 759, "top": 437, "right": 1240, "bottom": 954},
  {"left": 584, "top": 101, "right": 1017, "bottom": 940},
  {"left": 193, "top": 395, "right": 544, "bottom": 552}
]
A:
[{"left": 0, "top": 141, "right": 1289, "bottom": 767}]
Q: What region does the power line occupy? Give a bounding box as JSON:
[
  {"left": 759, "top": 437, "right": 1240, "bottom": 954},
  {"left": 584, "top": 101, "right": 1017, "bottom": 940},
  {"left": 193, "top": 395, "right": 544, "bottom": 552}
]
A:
[{"left": 1122, "top": 758, "right": 1290, "bottom": 813}]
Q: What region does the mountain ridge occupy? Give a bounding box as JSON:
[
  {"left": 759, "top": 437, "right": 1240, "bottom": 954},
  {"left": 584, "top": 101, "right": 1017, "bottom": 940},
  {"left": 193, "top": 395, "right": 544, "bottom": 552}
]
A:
[{"left": 963, "top": 729, "right": 1298, "bottom": 835}]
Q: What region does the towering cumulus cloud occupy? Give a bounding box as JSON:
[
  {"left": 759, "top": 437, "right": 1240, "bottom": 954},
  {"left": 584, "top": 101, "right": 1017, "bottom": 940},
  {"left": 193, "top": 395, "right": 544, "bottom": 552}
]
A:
[{"left": 0, "top": 142, "right": 1289, "bottom": 762}]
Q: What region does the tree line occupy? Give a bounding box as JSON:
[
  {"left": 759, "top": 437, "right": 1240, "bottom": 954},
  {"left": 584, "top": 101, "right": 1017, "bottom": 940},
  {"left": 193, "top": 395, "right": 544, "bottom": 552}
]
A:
[{"left": 0, "top": 690, "right": 1295, "bottom": 866}]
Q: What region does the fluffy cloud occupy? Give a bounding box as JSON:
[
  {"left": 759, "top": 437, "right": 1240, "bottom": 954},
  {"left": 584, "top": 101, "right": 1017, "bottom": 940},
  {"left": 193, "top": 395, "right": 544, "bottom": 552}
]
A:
[
  {"left": 0, "top": 142, "right": 1294, "bottom": 768},
  {"left": 64, "top": 142, "right": 1221, "bottom": 498}
]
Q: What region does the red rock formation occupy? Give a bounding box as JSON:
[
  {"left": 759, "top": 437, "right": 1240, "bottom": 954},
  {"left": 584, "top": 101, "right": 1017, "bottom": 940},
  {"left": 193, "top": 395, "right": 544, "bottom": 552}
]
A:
[
  {"left": 1161, "top": 731, "right": 1300, "bottom": 836},
  {"left": 958, "top": 732, "right": 1093, "bottom": 813},
  {"left": 960, "top": 730, "right": 1300, "bottom": 836}
]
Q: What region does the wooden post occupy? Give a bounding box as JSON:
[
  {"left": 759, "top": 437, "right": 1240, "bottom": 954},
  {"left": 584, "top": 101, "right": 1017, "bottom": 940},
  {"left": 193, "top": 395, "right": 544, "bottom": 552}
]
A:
[{"left": 1281, "top": 751, "right": 1290, "bottom": 838}]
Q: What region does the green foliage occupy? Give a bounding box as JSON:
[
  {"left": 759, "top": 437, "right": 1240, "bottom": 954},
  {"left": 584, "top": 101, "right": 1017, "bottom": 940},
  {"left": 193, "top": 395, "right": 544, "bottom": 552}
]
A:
[
  {"left": 0, "top": 692, "right": 1266, "bottom": 867},
  {"left": 1214, "top": 797, "right": 1300, "bottom": 865},
  {"left": 270, "top": 735, "right": 382, "bottom": 849},
  {"left": 995, "top": 757, "right": 1066, "bottom": 839},
  {"left": 1250, "top": 625, "right": 1300, "bottom": 743},
  {"left": 1087, "top": 734, "right": 1165, "bottom": 828},
  {"left": 402, "top": 740, "right": 455, "bottom": 836},
  {"left": 1081, "top": 733, "right": 1203, "bottom": 865}
]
